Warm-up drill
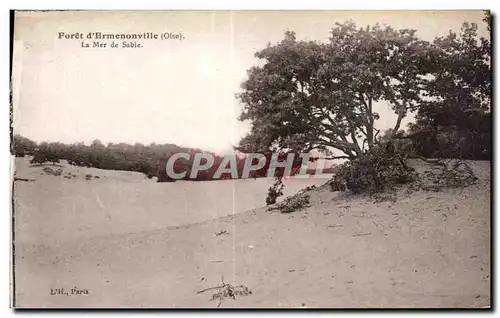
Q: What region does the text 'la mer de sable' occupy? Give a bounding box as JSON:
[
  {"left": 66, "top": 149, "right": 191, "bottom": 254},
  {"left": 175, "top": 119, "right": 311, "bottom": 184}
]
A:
[{"left": 81, "top": 41, "right": 143, "bottom": 48}]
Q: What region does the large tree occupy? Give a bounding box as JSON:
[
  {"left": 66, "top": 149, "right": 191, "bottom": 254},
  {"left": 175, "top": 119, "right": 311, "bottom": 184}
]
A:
[
  {"left": 237, "top": 21, "right": 433, "bottom": 160},
  {"left": 409, "top": 13, "right": 491, "bottom": 159},
  {"left": 12, "top": 134, "right": 37, "bottom": 157},
  {"left": 30, "top": 142, "right": 62, "bottom": 165}
]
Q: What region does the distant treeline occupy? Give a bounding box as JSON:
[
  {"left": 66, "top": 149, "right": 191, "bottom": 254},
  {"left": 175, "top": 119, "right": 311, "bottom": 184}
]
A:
[{"left": 11, "top": 135, "right": 335, "bottom": 182}]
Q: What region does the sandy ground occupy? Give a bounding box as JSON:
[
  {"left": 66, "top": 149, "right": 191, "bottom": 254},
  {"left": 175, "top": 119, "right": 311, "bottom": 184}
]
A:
[{"left": 12, "top": 158, "right": 490, "bottom": 308}]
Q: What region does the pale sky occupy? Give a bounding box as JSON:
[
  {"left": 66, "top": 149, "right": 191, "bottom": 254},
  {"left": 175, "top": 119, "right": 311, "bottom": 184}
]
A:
[{"left": 12, "top": 10, "right": 488, "bottom": 154}]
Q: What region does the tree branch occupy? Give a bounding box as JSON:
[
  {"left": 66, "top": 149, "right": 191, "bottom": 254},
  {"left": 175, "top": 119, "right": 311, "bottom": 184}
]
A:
[
  {"left": 393, "top": 109, "right": 405, "bottom": 133},
  {"left": 325, "top": 155, "right": 351, "bottom": 160},
  {"left": 347, "top": 121, "right": 362, "bottom": 154},
  {"left": 374, "top": 128, "right": 381, "bottom": 141}
]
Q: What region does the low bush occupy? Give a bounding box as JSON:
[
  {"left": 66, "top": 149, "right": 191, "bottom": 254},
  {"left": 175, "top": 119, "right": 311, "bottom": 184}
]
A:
[
  {"left": 420, "top": 159, "right": 478, "bottom": 191},
  {"left": 329, "top": 141, "right": 418, "bottom": 194},
  {"left": 269, "top": 191, "right": 311, "bottom": 214}
]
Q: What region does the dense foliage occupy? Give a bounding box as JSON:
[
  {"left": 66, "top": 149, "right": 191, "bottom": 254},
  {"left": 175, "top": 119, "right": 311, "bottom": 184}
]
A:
[
  {"left": 238, "top": 15, "right": 491, "bottom": 163},
  {"left": 237, "top": 22, "right": 433, "bottom": 159},
  {"left": 408, "top": 18, "right": 491, "bottom": 160},
  {"left": 12, "top": 134, "right": 37, "bottom": 157}
]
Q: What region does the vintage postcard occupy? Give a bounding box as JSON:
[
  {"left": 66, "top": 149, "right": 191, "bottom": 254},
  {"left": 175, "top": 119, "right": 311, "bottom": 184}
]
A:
[{"left": 11, "top": 10, "right": 491, "bottom": 308}]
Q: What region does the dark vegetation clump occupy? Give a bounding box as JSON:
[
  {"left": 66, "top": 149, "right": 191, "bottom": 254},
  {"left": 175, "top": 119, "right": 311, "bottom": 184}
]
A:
[
  {"left": 268, "top": 188, "right": 311, "bottom": 214},
  {"left": 276, "top": 193, "right": 311, "bottom": 213},
  {"left": 266, "top": 177, "right": 284, "bottom": 205},
  {"left": 12, "top": 134, "right": 36, "bottom": 158},
  {"left": 30, "top": 144, "right": 60, "bottom": 165},
  {"left": 329, "top": 141, "right": 418, "bottom": 194},
  {"left": 409, "top": 121, "right": 491, "bottom": 161}
]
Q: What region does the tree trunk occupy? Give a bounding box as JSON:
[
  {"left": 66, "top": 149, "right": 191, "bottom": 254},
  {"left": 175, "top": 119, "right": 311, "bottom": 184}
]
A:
[
  {"left": 366, "top": 97, "right": 374, "bottom": 150},
  {"left": 393, "top": 109, "right": 405, "bottom": 134}
]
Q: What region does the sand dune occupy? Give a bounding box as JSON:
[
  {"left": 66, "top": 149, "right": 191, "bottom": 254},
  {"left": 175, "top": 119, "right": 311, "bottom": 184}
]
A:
[{"left": 12, "top": 158, "right": 490, "bottom": 308}]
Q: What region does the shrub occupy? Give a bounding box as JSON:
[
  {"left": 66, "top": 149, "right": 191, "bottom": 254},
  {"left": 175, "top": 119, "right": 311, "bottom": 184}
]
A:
[
  {"left": 271, "top": 192, "right": 311, "bottom": 214},
  {"left": 266, "top": 178, "right": 284, "bottom": 205},
  {"left": 329, "top": 141, "right": 418, "bottom": 194},
  {"left": 85, "top": 174, "right": 93, "bottom": 180},
  {"left": 420, "top": 160, "right": 478, "bottom": 191}
]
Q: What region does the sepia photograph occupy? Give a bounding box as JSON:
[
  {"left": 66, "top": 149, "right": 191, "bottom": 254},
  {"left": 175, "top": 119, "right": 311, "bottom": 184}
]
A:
[{"left": 10, "top": 10, "right": 491, "bottom": 308}]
